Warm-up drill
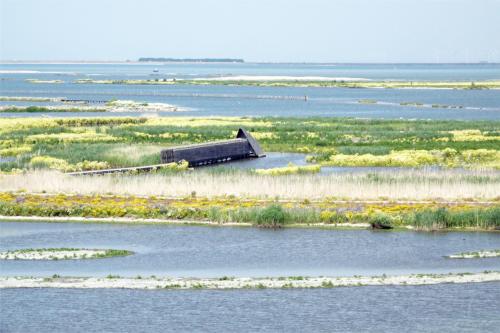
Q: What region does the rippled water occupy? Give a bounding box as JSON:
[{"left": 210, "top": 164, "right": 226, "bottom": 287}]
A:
[
  {"left": 1, "top": 283, "right": 499, "bottom": 332},
  {"left": 1, "top": 63, "right": 499, "bottom": 119},
  {"left": 1, "top": 221, "right": 499, "bottom": 278}
]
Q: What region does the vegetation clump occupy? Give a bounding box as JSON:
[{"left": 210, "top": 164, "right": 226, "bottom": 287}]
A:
[
  {"left": 254, "top": 163, "right": 321, "bottom": 176},
  {"left": 30, "top": 156, "right": 111, "bottom": 172},
  {"left": 255, "top": 205, "right": 287, "bottom": 228},
  {"left": 369, "top": 214, "right": 393, "bottom": 229}
]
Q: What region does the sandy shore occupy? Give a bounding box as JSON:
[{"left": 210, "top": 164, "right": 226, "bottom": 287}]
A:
[
  {"left": 194, "top": 75, "right": 370, "bottom": 81},
  {"left": 448, "top": 250, "right": 500, "bottom": 259},
  {"left": 0, "top": 96, "right": 62, "bottom": 102},
  {"left": 105, "top": 100, "right": 183, "bottom": 112},
  {"left": 0, "top": 215, "right": 372, "bottom": 229},
  {"left": 0, "top": 249, "right": 108, "bottom": 260},
  {"left": 1, "top": 272, "right": 498, "bottom": 290},
  {"left": 0, "top": 215, "right": 252, "bottom": 226},
  {"left": 0, "top": 99, "right": 184, "bottom": 113}
]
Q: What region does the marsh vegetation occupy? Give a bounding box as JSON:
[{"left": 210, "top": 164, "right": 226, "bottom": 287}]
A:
[
  {"left": 1, "top": 117, "right": 499, "bottom": 171},
  {"left": 1, "top": 116, "right": 498, "bottom": 231},
  {"left": 0, "top": 191, "right": 497, "bottom": 230},
  {"left": 72, "top": 78, "right": 500, "bottom": 90}
]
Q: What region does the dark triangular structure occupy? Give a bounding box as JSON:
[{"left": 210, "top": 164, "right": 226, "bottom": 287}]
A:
[
  {"left": 236, "top": 128, "right": 265, "bottom": 157},
  {"left": 160, "top": 128, "right": 266, "bottom": 167}
]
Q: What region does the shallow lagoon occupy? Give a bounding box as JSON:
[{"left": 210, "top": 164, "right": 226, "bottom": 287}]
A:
[
  {"left": 1, "top": 63, "right": 500, "bottom": 120},
  {"left": 205, "top": 152, "right": 480, "bottom": 174},
  {"left": 1, "top": 221, "right": 499, "bottom": 278},
  {"left": 1, "top": 85, "right": 499, "bottom": 120},
  {"left": 1, "top": 283, "right": 499, "bottom": 333}
]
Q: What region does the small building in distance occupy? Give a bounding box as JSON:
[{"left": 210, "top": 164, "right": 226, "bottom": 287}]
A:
[{"left": 160, "top": 128, "right": 265, "bottom": 167}]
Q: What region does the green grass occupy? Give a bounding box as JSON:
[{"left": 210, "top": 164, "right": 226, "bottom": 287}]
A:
[
  {"left": 255, "top": 205, "right": 287, "bottom": 228},
  {"left": 1, "top": 117, "right": 499, "bottom": 171},
  {"left": 409, "top": 207, "right": 500, "bottom": 230}
]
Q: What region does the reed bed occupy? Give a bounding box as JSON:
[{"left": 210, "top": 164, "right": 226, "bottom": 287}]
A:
[{"left": 1, "top": 169, "right": 498, "bottom": 201}]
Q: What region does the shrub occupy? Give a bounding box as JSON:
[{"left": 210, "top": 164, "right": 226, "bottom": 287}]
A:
[
  {"left": 157, "top": 160, "right": 189, "bottom": 173},
  {"left": 74, "top": 160, "right": 110, "bottom": 171},
  {"left": 319, "top": 210, "right": 348, "bottom": 224},
  {"left": 255, "top": 205, "right": 287, "bottom": 228},
  {"left": 29, "top": 156, "right": 110, "bottom": 172},
  {"left": 30, "top": 156, "right": 71, "bottom": 171},
  {"left": 369, "top": 213, "right": 393, "bottom": 229}
]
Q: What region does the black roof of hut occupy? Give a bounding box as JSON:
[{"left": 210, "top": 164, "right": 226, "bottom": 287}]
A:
[{"left": 160, "top": 128, "right": 265, "bottom": 167}]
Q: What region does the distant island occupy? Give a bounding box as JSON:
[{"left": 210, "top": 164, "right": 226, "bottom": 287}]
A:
[{"left": 138, "top": 58, "right": 244, "bottom": 63}]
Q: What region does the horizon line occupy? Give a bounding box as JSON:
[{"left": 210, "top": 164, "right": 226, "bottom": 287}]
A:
[{"left": 1, "top": 60, "right": 498, "bottom": 65}]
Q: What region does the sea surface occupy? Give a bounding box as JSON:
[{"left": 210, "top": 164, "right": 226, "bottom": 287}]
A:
[
  {"left": 1, "top": 221, "right": 499, "bottom": 278},
  {"left": 1, "top": 63, "right": 499, "bottom": 119},
  {"left": 1, "top": 283, "right": 499, "bottom": 333}
]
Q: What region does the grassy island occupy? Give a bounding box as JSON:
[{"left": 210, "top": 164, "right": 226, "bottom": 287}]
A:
[
  {"left": 0, "top": 99, "right": 182, "bottom": 113},
  {"left": 0, "top": 248, "right": 133, "bottom": 260},
  {"left": 1, "top": 271, "right": 499, "bottom": 290},
  {"left": 72, "top": 78, "right": 500, "bottom": 90}
]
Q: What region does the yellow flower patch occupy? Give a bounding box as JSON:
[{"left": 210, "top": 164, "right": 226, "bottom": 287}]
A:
[
  {"left": 255, "top": 164, "right": 321, "bottom": 176},
  {"left": 26, "top": 131, "right": 118, "bottom": 144},
  {"left": 449, "top": 130, "right": 500, "bottom": 142}
]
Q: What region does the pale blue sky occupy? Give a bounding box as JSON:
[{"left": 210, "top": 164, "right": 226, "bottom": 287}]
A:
[{"left": 1, "top": 0, "right": 499, "bottom": 62}]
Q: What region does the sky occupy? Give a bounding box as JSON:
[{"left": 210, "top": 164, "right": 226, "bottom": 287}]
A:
[{"left": 1, "top": 0, "right": 500, "bottom": 63}]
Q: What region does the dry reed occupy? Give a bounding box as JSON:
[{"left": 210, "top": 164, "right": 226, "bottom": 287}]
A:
[{"left": 1, "top": 169, "right": 498, "bottom": 201}]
